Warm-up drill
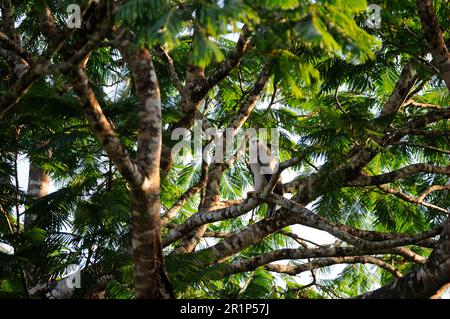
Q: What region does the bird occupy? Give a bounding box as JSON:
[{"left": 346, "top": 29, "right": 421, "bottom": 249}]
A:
[{"left": 248, "top": 138, "right": 284, "bottom": 217}]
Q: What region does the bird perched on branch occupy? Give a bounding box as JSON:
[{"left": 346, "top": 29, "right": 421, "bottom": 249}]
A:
[{"left": 248, "top": 138, "right": 284, "bottom": 218}]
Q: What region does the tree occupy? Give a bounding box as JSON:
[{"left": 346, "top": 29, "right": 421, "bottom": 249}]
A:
[{"left": 0, "top": 0, "right": 449, "bottom": 299}]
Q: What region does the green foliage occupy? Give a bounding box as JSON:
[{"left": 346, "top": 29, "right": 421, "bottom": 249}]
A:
[{"left": 1, "top": 0, "right": 449, "bottom": 300}]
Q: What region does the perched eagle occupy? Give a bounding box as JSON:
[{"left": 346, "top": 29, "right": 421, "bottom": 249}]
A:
[{"left": 248, "top": 139, "right": 284, "bottom": 217}]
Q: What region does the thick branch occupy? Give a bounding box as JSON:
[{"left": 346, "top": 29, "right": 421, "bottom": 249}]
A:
[
  {"left": 195, "top": 193, "right": 438, "bottom": 266},
  {"left": 37, "top": 1, "right": 60, "bottom": 42},
  {"left": 164, "top": 196, "right": 261, "bottom": 247},
  {"left": 348, "top": 163, "right": 450, "bottom": 186},
  {"left": 71, "top": 68, "right": 143, "bottom": 187},
  {"left": 416, "top": 0, "right": 450, "bottom": 89},
  {"left": 203, "top": 25, "right": 251, "bottom": 93},
  {"left": 164, "top": 153, "right": 304, "bottom": 248},
  {"left": 125, "top": 48, "right": 162, "bottom": 174},
  {"left": 0, "top": 31, "right": 33, "bottom": 63},
  {"left": 388, "top": 108, "right": 450, "bottom": 140},
  {"left": 380, "top": 63, "right": 415, "bottom": 117},
  {"left": 266, "top": 256, "right": 403, "bottom": 278},
  {"left": 358, "top": 217, "right": 450, "bottom": 299},
  {"left": 390, "top": 247, "right": 426, "bottom": 265},
  {"left": 161, "top": 164, "right": 209, "bottom": 225},
  {"left": 155, "top": 45, "right": 184, "bottom": 93},
  {"left": 216, "top": 244, "right": 423, "bottom": 277}
]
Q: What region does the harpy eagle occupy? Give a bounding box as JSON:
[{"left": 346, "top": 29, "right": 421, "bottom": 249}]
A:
[{"left": 248, "top": 139, "right": 284, "bottom": 217}]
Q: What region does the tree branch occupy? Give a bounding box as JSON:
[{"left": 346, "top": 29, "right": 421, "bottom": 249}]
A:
[
  {"left": 170, "top": 63, "right": 271, "bottom": 253},
  {"left": 161, "top": 163, "right": 209, "bottom": 226},
  {"left": 164, "top": 153, "right": 305, "bottom": 248},
  {"left": 215, "top": 244, "right": 424, "bottom": 277},
  {"left": 0, "top": 31, "right": 33, "bottom": 63},
  {"left": 416, "top": 0, "right": 450, "bottom": 89},
  {"left": 405, "top": 100, "right": 442, "bottom": 110},
  {"left": 379, "top": 63, "right": 416, "bottom": 117},
  {"left": 347, "top": 163, "right": 450, "bottom": 187},
  {"left": 193, "top": 193, "right": 439, "bottom": 267},
  {"left": 377, "top": 184, "right": 448, "bottom": 213},
  {"left": 358, "top": 217, "right": 450, "bottom": 299},
  {"left": 203, "top": 24, "right": 252, "bottom": 93},
  {"left": 155, "top": 45, "right": 184, "bottom": 93},
  {"left": 124, "top": 48, "right": 162, "bottom": 176},
  {"left": 71, "top": 67, "right": 143, "bottom": 187},
  {"left": 163, "top": 196, "right": 261, "bottom": 247},
  {"left": 394, "top": 141, "right": 450, "bottom": 155},
  {"left": 266, "top": 256, "right": 403, "bottom": 278}
]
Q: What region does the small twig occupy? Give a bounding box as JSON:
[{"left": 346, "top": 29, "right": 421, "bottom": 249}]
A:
[
  {"left": 267, "top": 83, "right": 278, "bottom": 112},
  {"left": 0, "top": 204, "right": 14, "bottom": 234},
  {"left": 298, "top": 269, "right": 317, "bottom": 294},
  {"left": 395, "top": 141, "right": 450, "bottom": 155},
  {"left": 334, "top": 86, "right": 347, "bottom": 116},
  {"left": 405, "top": 79, "right": 426, "bottom": 102},
  {"left": 304, "top": 159, "right": 319, "bottom": 171},
  {"left": 13, "top": 127, "right": 21, "bottom": 233},
  {"left": 403, "top": 23, "right": 422, "bottom": 41},
  {"left": 155, "top": 45, "right": 184, "bottom": 93},
  {"left": 377, "top": 184, "right": 449, "bottom": 213},
  {"left": 278, "top": 230, "right": 323, "bottom": 248},
  {"left": 237, "top": 66, "right": 246, "bottom": 96},
  {"left": 404, "top": 100, "right": 441, "bottom": 110}
]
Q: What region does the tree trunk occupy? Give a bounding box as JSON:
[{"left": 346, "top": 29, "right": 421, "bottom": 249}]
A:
[
  {"left": 113, "top": 43, "right": 173, "bottom": 298},
  {"left": 0, "top": 1, "right": 51, "bottom": 231},
  {"left": 25, "top": 162, "right": 50, "bottom": 229},
  {"left": 130, "top": 187, "right": 172, "bottom": 298},
  {"left": 25, "top": 157, "right": 50, "bottom": 295}
]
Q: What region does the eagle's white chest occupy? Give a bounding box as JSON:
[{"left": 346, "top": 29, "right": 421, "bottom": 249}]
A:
[
  {"left": 249, "top": 162, "right": 267, "bottom": 192},
  {"left": 249, "top": 140, "right": 279, "bottom": 192}
]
